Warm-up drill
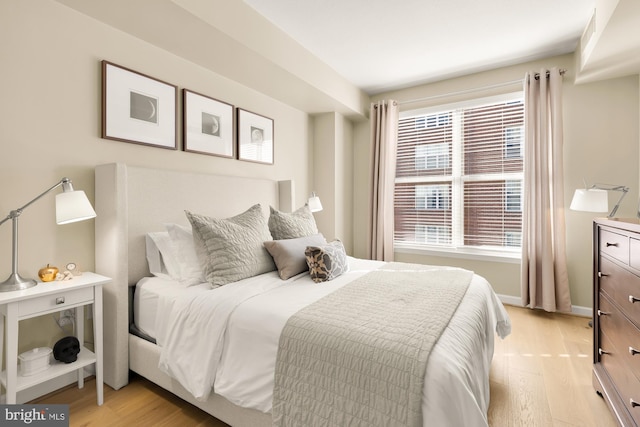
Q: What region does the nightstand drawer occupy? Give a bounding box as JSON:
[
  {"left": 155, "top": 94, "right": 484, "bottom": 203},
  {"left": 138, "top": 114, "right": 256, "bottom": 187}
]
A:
[
  {"left": 18, "top": 287, "right": 93, "bottom": 317},
  {"left": 600, "top": 228, "right": 630, "bottom": 265}
]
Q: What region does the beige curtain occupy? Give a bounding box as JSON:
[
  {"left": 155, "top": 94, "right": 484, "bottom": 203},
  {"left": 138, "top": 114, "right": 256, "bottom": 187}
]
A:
[
  {"left": 369, "top": 100, "right": 399, "bottom": 261},
  {"left": 521, "top": 68, "right": 571, "bottom": 312}
]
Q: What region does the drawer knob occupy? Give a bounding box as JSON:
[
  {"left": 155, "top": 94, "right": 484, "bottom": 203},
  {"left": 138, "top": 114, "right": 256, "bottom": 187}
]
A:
[
  {"left": 630, "top": 295, "right": 640, "bottom": 304},
  {"left": 598, "top": 272, "right": 609, "bottom": 278},
  {"left": 599, "top": 348, "right": 610, "bottom": 356},
  {"left": 630, "top": 347, "right": 640, "bottom": 356},
  {"left": 597, "top": 310, "right": 610, "bottom": 316},
  {"left": 606, "top": 242, "right": 619, "bottom": 247},
  {"left": 632, "top": 399, "right": 640, "bottom": 408},
  {"left": 55, "top": 297, "right": 65, "bottom": 305}
]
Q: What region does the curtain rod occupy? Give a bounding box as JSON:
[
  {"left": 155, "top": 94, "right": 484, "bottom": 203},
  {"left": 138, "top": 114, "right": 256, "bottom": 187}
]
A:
[
  {"left": 399, "top": 68, "right": 567, "bottom": 106},
  {"left": 534, "top": 68, "right": 566, "bottom": 80}
]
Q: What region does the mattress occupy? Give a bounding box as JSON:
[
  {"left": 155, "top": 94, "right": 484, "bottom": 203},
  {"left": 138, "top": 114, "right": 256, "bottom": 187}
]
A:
[
  {"left": 133, "top": 277, "right": 210, "bottom": 339},
  {"left": 135, "top": 258, "right": 511, "bottom": 427}
]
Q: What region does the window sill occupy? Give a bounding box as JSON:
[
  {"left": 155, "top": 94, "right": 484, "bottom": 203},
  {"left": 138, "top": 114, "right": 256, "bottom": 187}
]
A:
[{"left": 394, "top": 244, "right": 521, "bottom": 264}]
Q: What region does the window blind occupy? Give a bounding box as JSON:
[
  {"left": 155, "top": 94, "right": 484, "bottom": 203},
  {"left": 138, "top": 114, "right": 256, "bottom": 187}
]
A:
[{"left": 395, "top": 94, "right": 524, "bottom": 253}]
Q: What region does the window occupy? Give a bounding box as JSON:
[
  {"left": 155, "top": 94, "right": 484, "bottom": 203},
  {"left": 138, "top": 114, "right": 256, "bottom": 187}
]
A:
[
  {"left": 415, "top": 184, "right": 449, "bottom": 210},
  {"left": 416, "top": 225, "right": 451, "bottom": 245},
  {"left": 395, "top": 93, "right": 524, "bottom": 255},
  {"left": 505, "top": 231, "right": 522, "bottom": 247},
  {"left": 505, "top": 180, "right": 522, "bottom": 212},
  {"left": 505, "top": 125, "right": 523, "bottom": 158},
  {"left": 415, "top": 143, "right": 449, "bottom": 170}
]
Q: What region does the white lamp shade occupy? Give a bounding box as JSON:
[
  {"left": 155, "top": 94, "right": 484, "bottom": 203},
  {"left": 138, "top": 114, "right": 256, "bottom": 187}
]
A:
[
  {"left": 308, "top": 195, "right": 323, "bottom": 213},
  {"left": 55, "top": 190, "right": 97, "bottom": 224},
  {"left": 570, "top": 189, "right": 608, "bottom": 213}
]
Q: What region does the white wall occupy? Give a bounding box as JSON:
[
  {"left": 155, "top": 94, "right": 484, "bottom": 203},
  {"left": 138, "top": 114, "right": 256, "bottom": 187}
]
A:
[
  {"left": 312, "top": 112, "right": 355, "bottom": 252},
  {"left": 0, "top": 0, "right": 318, "bottom": 354},
  {"left": 356, "top": 54, "right": 639, "bottom": 311}
]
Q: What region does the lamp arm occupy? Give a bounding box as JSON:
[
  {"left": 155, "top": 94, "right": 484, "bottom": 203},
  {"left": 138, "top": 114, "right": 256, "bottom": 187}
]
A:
[
  {"left": 608, "top": 187, "right": 629, "bottom": 218},
  {"left": 591, "top": 184, "right": 630, "bottom": 218},
  {"left": 0, "top": 177, "right": 70, "bottom": 227}
]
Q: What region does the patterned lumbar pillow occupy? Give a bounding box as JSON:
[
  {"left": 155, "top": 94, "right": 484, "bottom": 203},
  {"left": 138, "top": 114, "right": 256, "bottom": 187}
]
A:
[
  {"left": 268, "top": 204, "right": 318, "bottom": 240},
  {"left": 305, "top": 240, "right": 349, "bottom": 283},
  {"left": 186, "top": 204, "right": 275, "bottom": 287}
]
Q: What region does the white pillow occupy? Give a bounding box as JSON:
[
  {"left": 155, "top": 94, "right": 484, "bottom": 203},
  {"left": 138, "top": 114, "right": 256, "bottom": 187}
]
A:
[
  {"left": 165, "top": 223, "right": 205, "bottom": 286},
  {"left": 145, "top": 231, "right": 181, "bottom": 280}
]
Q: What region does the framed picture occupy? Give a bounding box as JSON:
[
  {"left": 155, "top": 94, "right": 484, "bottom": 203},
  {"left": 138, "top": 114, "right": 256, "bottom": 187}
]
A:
[
  {"left": 237, "top": 108, "right": 274, "bottom": 164},
  {"left": 183, "top": 89, "right": 234, "bottom": 158},
  {"left": 102, "top": 60, "right": 177, "bottom": 149}
]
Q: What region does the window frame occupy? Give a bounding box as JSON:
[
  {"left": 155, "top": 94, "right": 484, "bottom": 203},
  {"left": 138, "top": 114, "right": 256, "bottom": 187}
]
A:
[{"left": 395, "top": 92, "right": 524, "bottom": 261}]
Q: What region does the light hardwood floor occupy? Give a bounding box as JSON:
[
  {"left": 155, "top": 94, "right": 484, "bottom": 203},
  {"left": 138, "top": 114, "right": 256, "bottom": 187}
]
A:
[
  {"left": 488, "top": 305, "right": 616, "bottom": 427},
  {"left": 34, "top": 305, "right": 617, "bottom": 426}
]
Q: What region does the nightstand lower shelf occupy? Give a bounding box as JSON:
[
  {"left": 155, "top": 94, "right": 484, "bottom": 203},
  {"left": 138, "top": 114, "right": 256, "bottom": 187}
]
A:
[{"left": 0, "top": 346, "right": 95, "bottom": 393}]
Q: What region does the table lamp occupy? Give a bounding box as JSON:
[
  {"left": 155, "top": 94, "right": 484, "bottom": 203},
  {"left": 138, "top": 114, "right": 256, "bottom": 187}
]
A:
[
  {"left": 0, "top": 177, "right": 96, "bottom": 292},
  {"left": 570, "top": 183, "right": 628, "bottom": 218},
  {"left": 307, "top": 192, "right": 323, "bottom": 213}
]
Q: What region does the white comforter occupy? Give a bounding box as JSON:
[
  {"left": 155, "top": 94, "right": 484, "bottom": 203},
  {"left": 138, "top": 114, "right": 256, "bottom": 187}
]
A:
[{"left": 156, "top": 258, "right": 511, "bottom": 427}]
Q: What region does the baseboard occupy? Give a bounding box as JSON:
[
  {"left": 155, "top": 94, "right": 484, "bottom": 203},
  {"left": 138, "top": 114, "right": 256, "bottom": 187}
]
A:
[{"left": 497, "top": 294, "right": 592, "bottom": 318}]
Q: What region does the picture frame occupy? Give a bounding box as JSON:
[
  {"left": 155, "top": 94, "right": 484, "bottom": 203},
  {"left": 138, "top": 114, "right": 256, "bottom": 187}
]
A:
[
  {"left": 237, "top": 108, "right": 274, "bottom": 164},
  {"left": 102, "top": 60, "right": 177, "bottom": 149},
  {"left": 183, "top": 89, "right": 234, "bottom": 158}
]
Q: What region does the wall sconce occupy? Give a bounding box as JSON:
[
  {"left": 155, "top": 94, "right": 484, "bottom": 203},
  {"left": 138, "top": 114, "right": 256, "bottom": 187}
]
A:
[
  {"left": 570, "top": 183, "right": 629, "bottom": 218},
  {"left": 307, "top": 192, "right": 323, "bottom": 213},
  {"left": 0, "top": 177, "right": 96, "bottom": 292}
]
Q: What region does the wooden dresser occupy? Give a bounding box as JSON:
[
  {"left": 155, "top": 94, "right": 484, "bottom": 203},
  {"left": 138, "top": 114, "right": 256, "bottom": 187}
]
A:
[{"left": 594, "top": 218, "right": 640, "bottom": 426}]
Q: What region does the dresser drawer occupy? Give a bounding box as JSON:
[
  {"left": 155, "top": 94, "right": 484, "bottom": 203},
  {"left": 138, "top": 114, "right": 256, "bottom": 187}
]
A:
[
  {"left": 600, "top": 256, "right": 640, "bottom": 328},
  {"left": 601, "top": 228, "right": 630, "bottom": 265},
  {"left": 599, "top": 330, "right": 640, "bottom": 425},
  {"left": 599, "top": 294, "right": 640, "bottom": 382},
  {"left": 17, "top": 287, "right": 94, "bottom": 317},
  {"left": 631, "top": 238, "right": 640, "bottom": 271}
]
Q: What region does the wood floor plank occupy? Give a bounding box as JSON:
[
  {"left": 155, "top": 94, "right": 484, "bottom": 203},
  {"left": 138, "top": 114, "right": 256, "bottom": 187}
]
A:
[
  {"left": 33, "top": 304, "right": 618, "bottom": 426},
  {"left": 487, "top": 305, "right": 617, "bottom": 427}
]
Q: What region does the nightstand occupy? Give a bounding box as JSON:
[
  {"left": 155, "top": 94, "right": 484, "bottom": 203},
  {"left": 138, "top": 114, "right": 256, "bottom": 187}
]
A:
[{"left": 0, "top": 272, "right": 109, "bottom": 405}]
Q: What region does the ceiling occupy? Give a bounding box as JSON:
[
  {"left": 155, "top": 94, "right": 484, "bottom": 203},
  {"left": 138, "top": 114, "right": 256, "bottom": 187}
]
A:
[{"left": 243, "top": 0, "right": 595, "bottom": 94}]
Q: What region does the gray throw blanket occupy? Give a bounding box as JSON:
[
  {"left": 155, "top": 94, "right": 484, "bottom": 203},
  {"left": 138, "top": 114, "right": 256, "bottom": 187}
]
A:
[{"left": 272, "top": 262, "right": 473, "bottom": 427}]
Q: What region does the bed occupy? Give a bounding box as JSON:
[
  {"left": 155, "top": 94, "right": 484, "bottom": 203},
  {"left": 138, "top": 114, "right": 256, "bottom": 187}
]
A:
[{"left": 94, "top": 162, "right": 510, "bottom": 427}]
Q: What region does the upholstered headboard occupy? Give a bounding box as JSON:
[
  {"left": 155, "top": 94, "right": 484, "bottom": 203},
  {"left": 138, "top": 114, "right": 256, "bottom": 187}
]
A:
[{"left": 94, "top": 163, "right": 293, "bottom": 389}]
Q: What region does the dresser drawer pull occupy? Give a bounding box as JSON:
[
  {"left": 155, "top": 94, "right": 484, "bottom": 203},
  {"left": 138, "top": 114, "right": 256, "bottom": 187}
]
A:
[
  {"left": 630, "top": 347, "right": 640, "bottom": 356},
  {"left": 632, "top": 399, "right": 640, "bottom": 408},
  {"left": 597, "top": 310, "right": 610, "bottom": 316},
  {"left": 606, "top": 242, "right": 619, "bottom": 247},
  {"left": 598, "top": 272, "right": 609, "bottom": 278},
  {"left": 599, "top": 348, "right": 610, "bottom": 356},
  {"left": 55, "top": 297, "right": 65, "bottom": 305},
  {"left": 630, "top": 295, "right": 640, "bottom": 304}
]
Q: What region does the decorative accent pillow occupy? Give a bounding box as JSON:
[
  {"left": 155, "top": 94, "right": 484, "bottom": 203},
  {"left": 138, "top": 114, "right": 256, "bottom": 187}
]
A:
[
  {"left": 186, "top": 204, "right": 276, "bottom": 287},
  {"left": 264, "top": 233, "right": 327, "bottom": 280},
  {"left": 305, "top": 240, "right": 349, "bottom": 283},
  {"left": 268, "top": 204, "right": 318, "bottom": 240}
]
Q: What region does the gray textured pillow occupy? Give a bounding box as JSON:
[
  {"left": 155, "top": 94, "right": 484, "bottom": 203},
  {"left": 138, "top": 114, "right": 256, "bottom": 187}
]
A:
[
  {"left": 305, "top": 240, "right": 349, "bottom": 283},
  {"left": 268, "top": 204, "right": 318, "bottom": 240},
  {"left": 264, "top": 233, "right": 327, "bottom": 280},
  {"left": 186, "top": 205, "right": 275, "bottom": 287}
]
